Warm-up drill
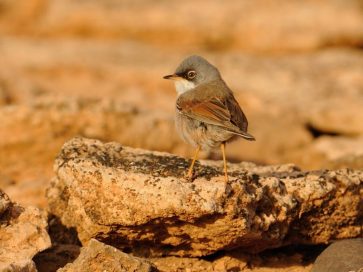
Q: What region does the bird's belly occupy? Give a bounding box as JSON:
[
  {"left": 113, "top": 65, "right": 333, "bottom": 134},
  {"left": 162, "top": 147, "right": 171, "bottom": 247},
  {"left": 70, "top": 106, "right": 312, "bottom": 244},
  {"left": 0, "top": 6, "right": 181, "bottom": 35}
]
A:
[{"left": 175, "top": 112, "right": 234, "bottom": 150}]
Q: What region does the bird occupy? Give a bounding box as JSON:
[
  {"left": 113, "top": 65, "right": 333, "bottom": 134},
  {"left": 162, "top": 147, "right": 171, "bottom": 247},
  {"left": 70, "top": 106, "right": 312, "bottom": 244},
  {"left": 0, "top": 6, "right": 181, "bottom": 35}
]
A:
[{"left": 163, "top": 55, "right": 255, "bottom": 182}]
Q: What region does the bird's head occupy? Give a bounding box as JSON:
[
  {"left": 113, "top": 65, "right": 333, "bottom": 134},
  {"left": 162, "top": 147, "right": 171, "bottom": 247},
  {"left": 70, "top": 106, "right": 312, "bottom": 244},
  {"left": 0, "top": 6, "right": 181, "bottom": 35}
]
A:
[{"left": 164, "top": 55, "right": 221, "bottom": 95}]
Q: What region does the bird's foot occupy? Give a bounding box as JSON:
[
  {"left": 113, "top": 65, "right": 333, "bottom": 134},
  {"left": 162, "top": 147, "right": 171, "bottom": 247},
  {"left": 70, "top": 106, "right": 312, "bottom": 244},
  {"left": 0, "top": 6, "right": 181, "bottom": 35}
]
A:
[{"left": 184, "top": 171, "right": 194, "bottom": 182}]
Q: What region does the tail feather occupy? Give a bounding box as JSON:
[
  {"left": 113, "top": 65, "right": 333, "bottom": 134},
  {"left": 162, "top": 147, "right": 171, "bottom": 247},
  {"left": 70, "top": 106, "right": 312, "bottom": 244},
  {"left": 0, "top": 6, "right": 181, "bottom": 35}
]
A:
[{"left": 231, "top": 130, "right": 256, "bottom": 141}]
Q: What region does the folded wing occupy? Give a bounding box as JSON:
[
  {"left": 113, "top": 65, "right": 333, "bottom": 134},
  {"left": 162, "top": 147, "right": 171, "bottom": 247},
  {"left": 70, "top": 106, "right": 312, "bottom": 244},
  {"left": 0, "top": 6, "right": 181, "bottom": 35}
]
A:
[{"left": 177, "top": 88, "right": 255, "bottom": 141}]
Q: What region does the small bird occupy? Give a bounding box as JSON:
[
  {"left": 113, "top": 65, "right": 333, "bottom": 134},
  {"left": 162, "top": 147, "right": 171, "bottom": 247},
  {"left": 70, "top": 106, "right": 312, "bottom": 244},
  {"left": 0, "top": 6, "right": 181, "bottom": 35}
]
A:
[{"left": 164, "top": 55, "right": 255, "bottom": 182}]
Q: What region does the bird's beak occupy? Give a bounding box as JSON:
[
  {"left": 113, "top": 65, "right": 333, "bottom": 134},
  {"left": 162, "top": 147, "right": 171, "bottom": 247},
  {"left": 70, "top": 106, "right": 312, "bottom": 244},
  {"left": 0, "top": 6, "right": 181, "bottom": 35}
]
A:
[{"left": 163, "top": 74, "right": 181, "bottom": 80}]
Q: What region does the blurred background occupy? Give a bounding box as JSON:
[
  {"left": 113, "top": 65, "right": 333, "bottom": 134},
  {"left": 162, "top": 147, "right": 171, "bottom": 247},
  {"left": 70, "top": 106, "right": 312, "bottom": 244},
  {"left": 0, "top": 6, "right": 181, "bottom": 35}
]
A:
[{"left": 0, "top": 0, "right": 363, "bottom": 208}]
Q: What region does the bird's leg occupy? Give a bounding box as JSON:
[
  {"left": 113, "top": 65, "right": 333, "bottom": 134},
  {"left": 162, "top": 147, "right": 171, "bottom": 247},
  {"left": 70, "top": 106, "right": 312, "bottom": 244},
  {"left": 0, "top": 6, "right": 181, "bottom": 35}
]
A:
[
  {"left": 220, "top": 142, "right": 228, "bottom": 183},
  {"left": 187, "top": 146, "right": 200, "bottom": 178}
]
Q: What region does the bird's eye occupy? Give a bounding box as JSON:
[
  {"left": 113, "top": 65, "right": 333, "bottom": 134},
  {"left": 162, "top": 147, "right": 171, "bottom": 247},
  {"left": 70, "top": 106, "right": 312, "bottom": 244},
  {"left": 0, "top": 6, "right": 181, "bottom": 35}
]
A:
[{"left": 187, "top": 70, "right": 196, "bottom": 79}]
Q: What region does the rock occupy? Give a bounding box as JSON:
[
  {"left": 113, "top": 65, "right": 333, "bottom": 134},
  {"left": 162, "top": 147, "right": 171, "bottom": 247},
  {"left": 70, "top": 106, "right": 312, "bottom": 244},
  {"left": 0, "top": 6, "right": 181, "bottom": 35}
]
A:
[
  {"left": 58, "top": 239, "right": 156, "bottom": 272},
  {"left": 47, "top": 137, "right": 363, "bottom": 257},
  {"left": 33, "top": 244, "right": 81, "bottom": 272},
  {"left": 46, "top": 215, "right": 81, "bottom": 247},
  {"left": 310, "top": 136, "right": 363, "bottom": 162},
  {"left": 151, "top": 256, "right": 214, "bottom": 272},
  {"left": 0, "top": 99, "right": 181, "bottom": 208},
  {"left": 312, "top": 239, "right": 363, "bottom": 272},
  {"left": 285, "top": 136, "right": 363, "bottom": 170},
  {"left": 33, "top": 215, "right": 82, "bottom": 272},
  {"left": 304, "top": 136, "right": 363, "bottom": 170},
  {"left": 329, "top": 154, "right": 363, "bottom": 170},
  {"left": 151, "top": 246, "right": 316, "bottom": 272},
  {"left": 0, "top": 190, "right": 11, "bottom": 215},
  {"left": 1, "top": 0, "right": 363, "bottom": 53},
  {"left": 223, "top": 49, "right": 363, "bottom": 138},
  {"left": 0, "top": 190, "right": 51, "bottom": 271},
  {"left": 308, "top": 97, "right": 363, "bottom": 136}
]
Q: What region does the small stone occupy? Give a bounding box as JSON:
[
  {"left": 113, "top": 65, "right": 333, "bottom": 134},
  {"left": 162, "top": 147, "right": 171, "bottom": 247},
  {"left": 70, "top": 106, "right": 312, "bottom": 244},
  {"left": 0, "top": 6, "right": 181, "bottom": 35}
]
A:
[
  {"left": 312, "top": 239, "right": 363, "bottom": 272},
  {"left": 0, "top": 190, "right": 51, "bottom": 271},
  {"left": 58, "top": 239, "right": 156, "bottom": 272}
]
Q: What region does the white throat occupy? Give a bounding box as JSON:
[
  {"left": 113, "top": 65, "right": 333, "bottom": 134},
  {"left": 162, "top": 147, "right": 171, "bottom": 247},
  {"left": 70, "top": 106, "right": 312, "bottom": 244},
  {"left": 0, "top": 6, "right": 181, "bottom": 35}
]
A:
[{"left": 174, "top": 79, "right": 195, "bottom": 96}]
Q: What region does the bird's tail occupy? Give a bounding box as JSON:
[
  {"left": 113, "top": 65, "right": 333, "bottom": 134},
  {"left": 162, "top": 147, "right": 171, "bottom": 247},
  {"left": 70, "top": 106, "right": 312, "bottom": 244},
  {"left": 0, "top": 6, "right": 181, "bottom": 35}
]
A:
[{"left": 232, "top": 130, "right": 256, "bottom": 141}]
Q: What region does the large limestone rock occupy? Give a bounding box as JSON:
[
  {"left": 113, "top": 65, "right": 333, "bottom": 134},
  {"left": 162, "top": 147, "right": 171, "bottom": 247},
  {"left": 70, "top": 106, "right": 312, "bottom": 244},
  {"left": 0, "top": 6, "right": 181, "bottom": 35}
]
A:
[
  {"left": 58, "top": 239, "right": 156, "bottom": 272},
  {"left": 0, "top": 190, "right": 51, "bottom": 271},
  {"left": 47, "top": 137, "right": 363, "bottom": 257}
]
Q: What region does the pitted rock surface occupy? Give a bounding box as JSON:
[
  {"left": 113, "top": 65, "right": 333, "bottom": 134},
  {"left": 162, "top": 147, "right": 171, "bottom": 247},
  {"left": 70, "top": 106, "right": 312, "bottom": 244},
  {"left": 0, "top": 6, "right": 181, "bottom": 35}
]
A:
[
  {"left": 47, "top": 137, "right": 363, "bottom": 257},
  {"left": 0, "top": 190, "right": 51, "bottom": 271},
  {"left": 58, "top": 239, "right": 156, "bottom": 272}
]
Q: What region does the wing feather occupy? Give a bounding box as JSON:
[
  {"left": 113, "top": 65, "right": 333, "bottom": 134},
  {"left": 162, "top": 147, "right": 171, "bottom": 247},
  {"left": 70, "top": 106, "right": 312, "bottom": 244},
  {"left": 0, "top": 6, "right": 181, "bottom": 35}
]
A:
[{"left": 176, "top": 85, "right": 255, "bottom": 141}]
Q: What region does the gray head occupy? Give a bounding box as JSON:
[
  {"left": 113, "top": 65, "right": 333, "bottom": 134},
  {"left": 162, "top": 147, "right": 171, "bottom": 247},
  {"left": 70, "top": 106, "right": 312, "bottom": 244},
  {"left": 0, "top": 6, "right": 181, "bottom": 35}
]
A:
[{"left": 164, "top": 55, "right": 221, "bottom": 95}]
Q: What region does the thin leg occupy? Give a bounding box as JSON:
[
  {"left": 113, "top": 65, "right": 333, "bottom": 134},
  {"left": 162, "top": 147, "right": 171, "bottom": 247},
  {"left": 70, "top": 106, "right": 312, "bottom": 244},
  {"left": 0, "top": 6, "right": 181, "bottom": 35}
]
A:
[
  {"left": 220, "top": 142, "right": 228, "bottom": 182},
  {"left": 187, "top": 146, "right": 200, "bottom": 178}
]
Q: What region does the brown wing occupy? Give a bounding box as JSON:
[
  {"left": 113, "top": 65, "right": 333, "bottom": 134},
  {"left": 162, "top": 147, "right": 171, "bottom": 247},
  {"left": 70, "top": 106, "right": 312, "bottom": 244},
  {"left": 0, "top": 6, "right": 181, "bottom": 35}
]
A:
[
  {"left": 176, "top": 89, "right": 255, "bottom": 141},
  {"left": 225, "top": 94, "right": 249, "bottom": 132}
]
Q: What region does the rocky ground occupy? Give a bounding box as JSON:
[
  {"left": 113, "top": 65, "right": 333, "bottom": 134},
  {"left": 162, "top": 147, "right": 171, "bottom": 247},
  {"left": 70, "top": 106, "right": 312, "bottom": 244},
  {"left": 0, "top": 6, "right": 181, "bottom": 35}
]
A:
[
  {"left": 1, "top": 138, "right": 362, "bottom": 271},
  {"left": 0, "top": 0, "right": 363, "bottom": 271}
]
